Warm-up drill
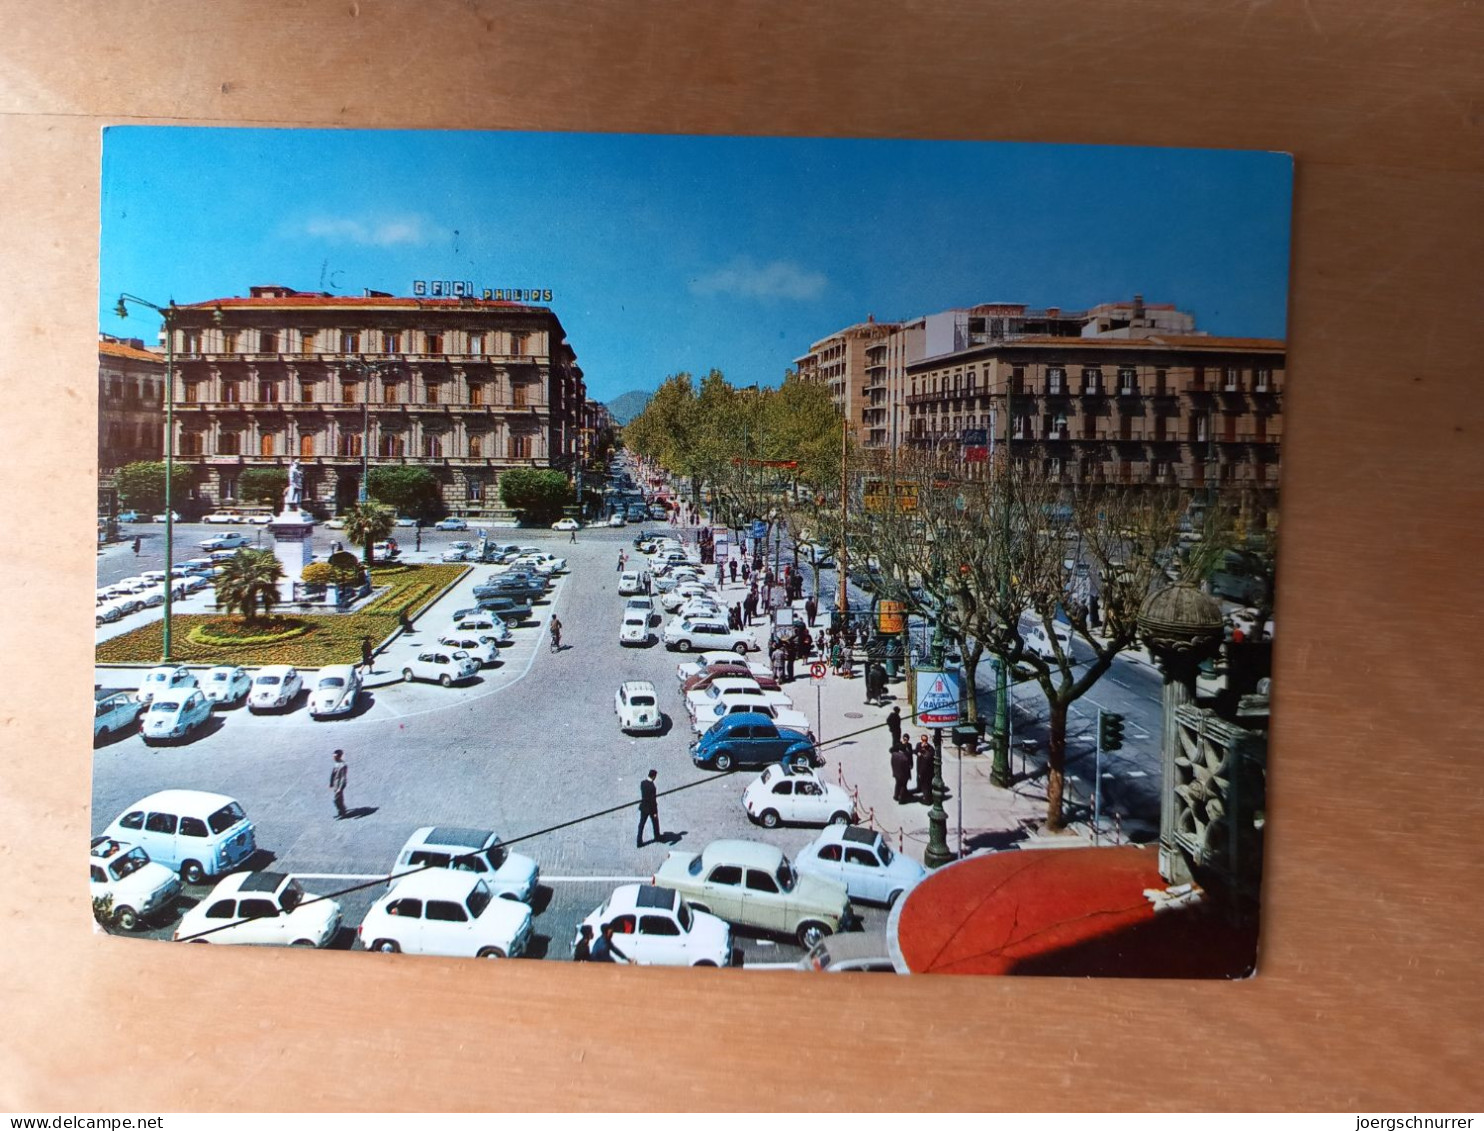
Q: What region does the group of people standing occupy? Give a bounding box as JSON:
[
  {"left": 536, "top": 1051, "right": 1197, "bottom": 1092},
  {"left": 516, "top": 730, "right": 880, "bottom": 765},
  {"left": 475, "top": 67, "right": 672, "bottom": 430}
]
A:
[{"left": 885, "top": 706, "right": 937, "bottom": 805}]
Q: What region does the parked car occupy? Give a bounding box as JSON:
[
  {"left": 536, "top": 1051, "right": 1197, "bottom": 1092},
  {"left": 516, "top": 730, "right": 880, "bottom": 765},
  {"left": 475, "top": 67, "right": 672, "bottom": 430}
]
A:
[
  {"left": 453, "top": 597, "right": 531, "bottom": 625},
  {"left": 686, "top": 676, "right": 791, "bottom": 721},
  {"left": 473, "top": 578, "right": 544, "bottom": 603},
  {"left": 663, "top": 617, "right": 754, "bottom": 654},
  {"left": 179, "top": 558, "right": 217, "bottom": 575},
  {"left": 437, "top": 632, "right": 499, "bottom": 667},
  {"left": 690, "top": 712, "right": 817, "bottom": 772},
  {"left": 682, "top": 665, "right": 783, "bottom": 695},
  {"left": 94, "top": 601, "right": 125, "bottom": 626},
  {"left": 617, "top": 571, "right": 648, "bottom": 596},
  {"left": 576, "top": 884, "right": 732, "bottom": 967},
  {"left": 675, "top": 651, "right": 772, "bottom": 684},
  {"left": 199, "top": 532, "right": 251, "bottom": 551},
  {"left": 371, "top": 541, "right": 400, "bottom": 562},
  {"left": 608, "top": 513, "right": 626, "bottom": 528},
  {"left": 434, "top": 517, "right": 469, "bottom": 531},
  {"left": 1023, "top": 622, "right": 1073, "bottom": 661},
  {"left": 652, "top": 840, "right": 852, "bottom": 949},
  {"left": 89, "top": 837, "right": 180, "bottom": 931},
  {"left": 201, "top": 665, "right": 252, "bottom": 707},
  {"left": 358, "top": 871, "right": 532, "bottom": 958},
  {"left": 390, "top": 826, "right": 539, "bottom": 903},
  {"left": 552, "top": 518, "right": 581, "bottom": 532},
  {"left": 325, "top": 517, "right": 348, "bottom": 530},
  {"left": 795, "top": 825, "right": 926, "bottom": 908},
  {"left": 395, "top": 516, "right": 417, "bottom": 528},
  {"left": 615, "top": 680, "right": 663, "bottom": 733},
  {"left": 102, "top": 790, "right": 256, "bottom": 885},
  {"left": 116, "top": 510, "right": 141, "bottom": 522},
  {"left": 693, "top": 699, "right": 815, "bottom": 741},
  {"left": 150, "top": 511, "right": 181, "bottom": 523},
  {"left": 137, "top": 665, "right": 197, "bottom": 704},
  {"left": 401, "top": 648, "right": 480, "bottom": 686},
  {"left": 141, "top": 689, "right": 214, "bottom": 744},
  {"left": 308, "top": 664, "right": 363, "bottom": 718},
  {"left": 441, "top": 542, "right": 477, "bottom": 562},
  {"left": 444, "top": 614, "right": 512, "bottom": 644},
  {"left": 742, "top": 764, "right": 855, "bottom": 829},
  {"left": 620, "top": 610, "right": 654, "bottom": 647},
  {"left": 94, "top": 689, "right": 144, "bottom": 741},
  {"left": 174, "top": 871, "right": 342, "bottom": 948},
  {"left": 795, "top": 930, "right": 898, "bottom": 973},
  {"left": 248, "top": 665, "right": 303, "bottom": 713},
  {"left": 202, "top": 510, "right": 245, "bottom": 525}
]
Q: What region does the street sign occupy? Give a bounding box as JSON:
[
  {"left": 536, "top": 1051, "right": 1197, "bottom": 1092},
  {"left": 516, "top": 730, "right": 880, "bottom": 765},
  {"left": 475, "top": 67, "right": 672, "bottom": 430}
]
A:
[
  {"left": 750, "top": 519, "right": 768, "bottom": 540},
  {"left": 914, "top": 667, "right": 961, "bottom": 729},
  {"left": 810, "top": 662, "right": 827, "bottom": 681}
]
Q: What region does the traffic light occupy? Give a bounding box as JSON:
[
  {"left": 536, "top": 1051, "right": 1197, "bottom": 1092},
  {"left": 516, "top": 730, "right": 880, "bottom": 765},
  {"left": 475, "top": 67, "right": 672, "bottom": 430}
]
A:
[{"left": 1099, "top": 712, "right": 1125, "bottom": 752}]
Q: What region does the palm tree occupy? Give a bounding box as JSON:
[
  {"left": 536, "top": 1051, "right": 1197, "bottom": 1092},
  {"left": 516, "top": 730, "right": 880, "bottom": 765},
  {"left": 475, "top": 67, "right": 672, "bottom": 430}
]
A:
[
  {"left": 214, "top": 549, "right": 285, "bottom": 625},
  {"left": 343, "top": 501, "right": 396, "bottom": 570}
]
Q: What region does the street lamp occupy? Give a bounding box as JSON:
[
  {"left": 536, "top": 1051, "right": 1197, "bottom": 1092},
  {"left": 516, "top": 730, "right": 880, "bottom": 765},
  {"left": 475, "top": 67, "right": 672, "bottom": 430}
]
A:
[
  {"left": 339, "top": 358, "right": 387, "bottom": 505},
  {"left": 115, "top": 293, "right": 183, "bottom": 662}
]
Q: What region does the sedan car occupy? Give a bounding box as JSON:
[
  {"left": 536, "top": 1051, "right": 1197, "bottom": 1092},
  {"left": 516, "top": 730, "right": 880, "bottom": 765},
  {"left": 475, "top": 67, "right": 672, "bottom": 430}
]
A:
[
  {"left": 95, "top": 600, "right": 127, "bottom": 626},
  {"left": 682, "top": 665, "right": 782, "bottom": 695},
  {"left": 795, "top": 825, "right": 926, "bottom": 908},
  {"left": 663, "top": 617, "right": 754, "bottom": 654},
  {"left": 89, "top": 837, "right": 181, "bottom": 932},
  {"left": 138, "top": 665, "right": 197, "bottom": 704},
  {"left": 199, "top": 532, "right": 251, "bottom": 551},
  {"left": 401, "top": 648, "right": 480, "bottom": 686},
  {"left": 434, "top": 517, "right": 469, "bottom": 531},
  {"left": 686, "top": 677, "right": 791, "bottom": 723},
  {"left": 395, "top": 516, "right": 417, "bottom": 528},
  {"left": 441, "top": 542, "right": 477, "bottom": 562},
  {"left": 614, "top": 680, "right": 663, "bottom": 733},
  {"left": 742, "top": 764, "right": 855, "bottom": 829},
  {"left": 676, "top": 651, "right": 772, "bottom": 684},
  {"left": 201, "top": 665, "right": 252, "bottom": 707},
  {"left": 358, "top": 871, "right": 532, "bottom": 958},
  {"left": 94, "top": 689, "right": 144, "bottom": 741},
  {"left": 453, "top": 597, "right": 531, "bottom": 625},
  {"left": 141, "top": 689, "right": 214, "bottom": 745},
  {"left": 652, "top": 840, "right": 851, "bottom": 949},
  {"left": 1023, "top": 621, "right": 1073, "bottom": 661},
  {"left": 391, "top": 826, "right": 539, "bottom": 903},
  {"left": 248, "top": 665, "right": 303, "bottom": 713},
  {"left": 308, "top": 664, "right": 363, "bottom": 718},
  {"left": 576, "top": 884, "right": 732, "bottom": 967},
  {"left": 608, "top": 513, "right": 626, "bottom": 528},
  {"left": 174, "top": 871, "right": 342, "bottom": 948},
  {"left": 552, "top": 518, "right": 581, "bottom": 531},
  {"left": 619, "top": 610, "right": 654, "bottom": 647},
  {"left": 437, "top": 633, "right": 500, "bottom": 667},
  {"left": 116, "top": 510, "right": 141, "bottom": 522}
]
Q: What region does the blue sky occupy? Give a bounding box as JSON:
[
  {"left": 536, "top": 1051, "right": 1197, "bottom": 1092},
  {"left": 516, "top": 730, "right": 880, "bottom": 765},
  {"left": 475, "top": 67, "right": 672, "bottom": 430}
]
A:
[{"left": 99, "top": 128, "right": 1292, "bottom": 403}]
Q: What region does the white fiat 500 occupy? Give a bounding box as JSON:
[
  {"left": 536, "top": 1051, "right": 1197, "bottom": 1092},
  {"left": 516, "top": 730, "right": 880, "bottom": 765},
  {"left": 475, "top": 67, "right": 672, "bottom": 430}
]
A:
[
  {"left": 138, "top": 665, "right": 197, "bottom": 704},
  {"left": 174, "top": 871, "right": 342, "bottom": 948},
  {"left": 437, "top": 633, "right": 500, "bottom": 667},
  {"left": 795, "top": 824, "right": 926, "bottom": 908},
  {"left": 308, "top": 664, "right": 362, "bottom": 718},
  {"left": 614, "top": 680, "right": 663, "bottom": 733},
  {"left": 202, "top": 665, "right": 252, "bottom": 707},
  {"left": 575, "top": 884, "right": 732, "bottom": 967},
  {"left": 141, "top": 689, "right": 214, "bottom": 745},
  {"left": 743, "top": 764, "right": 855, "bottom": 829},
  {"left": 89, "top": 837, "right": 181, "bottom": 932},
  {"left": 248, "top": 665, "right": 303, "bottom": 713},
  {"left": 401, "top": 648, "right": 480, "bottom": 687},
  {"left": 358, "top": 871, "right": 532, "bottom": 958},
  {"left": 390, "top": 826, "right": 539, "bottom": 903}
]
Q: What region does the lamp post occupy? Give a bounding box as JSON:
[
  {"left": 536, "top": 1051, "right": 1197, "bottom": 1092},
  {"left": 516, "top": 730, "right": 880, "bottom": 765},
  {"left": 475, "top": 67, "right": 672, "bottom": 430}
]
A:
[
  {"left": 115, "top": 293, "right": 184, "bottom": 661},
  {"left": 339, "top": 357, "right": 387, "bottom": 506}
]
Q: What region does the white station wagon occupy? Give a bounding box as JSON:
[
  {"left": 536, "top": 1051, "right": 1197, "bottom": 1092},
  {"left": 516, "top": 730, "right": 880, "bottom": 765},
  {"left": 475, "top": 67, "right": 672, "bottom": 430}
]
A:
[
  {"left": 614, "top": 680, "right": 663, "bottom": 734},
  {"left": 102, "top": 790, "right": 256, "bottom": 886},
  {"left": 576, "top": 884, "right": 732, "bottom": 967},
  {"left": 358, "top": 871, "right": 532, "bottom": 958},
  {"left": 174, "top": 871, "right": 342, "bottom": 948}
]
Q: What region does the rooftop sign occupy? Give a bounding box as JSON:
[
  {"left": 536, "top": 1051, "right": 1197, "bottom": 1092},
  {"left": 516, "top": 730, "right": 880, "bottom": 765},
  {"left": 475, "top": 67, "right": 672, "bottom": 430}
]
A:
[{"left": 413, "top": 280, "right": 553, "bottom": 302}]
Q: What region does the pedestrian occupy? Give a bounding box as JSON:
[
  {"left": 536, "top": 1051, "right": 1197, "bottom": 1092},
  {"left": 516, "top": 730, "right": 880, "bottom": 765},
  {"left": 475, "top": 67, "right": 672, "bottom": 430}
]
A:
[
  {"left": 891, "top": 741, "right": 913, "bottom": 804},
  {"left": 360, "top": 635, "right": 374, "bottom": 673},
  {"left": 398, "top": 608, "right": 414, "bottom": 635},
  {"left": 784, "top": 636, "right": 797, "bottom": 682},
  {"left": 829, "top": 639, "right": 844, "bottom": 675},
  {"left": 617, "top": 550, "right": 626, "bottom": 572},
  {"left": 770, "top": 643, "right": 786, "bottom": 682},
  {"left": 915, "top": 736, "right": 934, "bottom": 802},
  {"left": 1088, "top": 591, "right": 1102, "bottom": 629},
  {"left": 841, "top": 642, "right": 854, "bottom": 679},
  {"left": 636, "top": 768, "right": 661, "bottom": 847},
  {"left": 886, "top": 705, "right": 903, "bottom": 748},
  {"left": 329, "top": 749, "right": 349, "bottom": 819},
  {"left": 729, "top": 559, "right": 738, "bottom": 583},
  {"left": 589, "top": 922, "right": 630, "bottom": 964},
  {"left": 132, "top": 536, "right": 141, "bottom": 555},
  {"left": 415, "top": 529, "right": 422, "bottom": 552},
  {"left": 573, "top": 924, "right": 594, "bottom": 962},
  {"left": 569, "top": 524, "right": 578, "bottom": 544},
  {"left": 805, "top": 595, "right": 818, "bottom": 626},
  {"left": 741, "top": 560, "right": 750, "bottom": 583},
  {"left": 643, "top": 572, "right": 652, "bottom": 596},
  {"left": 549, "top": 615, "right": 563, "bottom": 653},
  {"left": 743, "top": 593, "right": 757, "bottom": 624}
]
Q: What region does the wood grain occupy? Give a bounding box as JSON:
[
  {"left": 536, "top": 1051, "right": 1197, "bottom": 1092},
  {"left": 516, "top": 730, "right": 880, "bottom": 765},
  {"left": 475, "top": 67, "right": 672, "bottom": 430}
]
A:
[{"left": 1, "top": 0, "right": 1480, "bottom": 1112}]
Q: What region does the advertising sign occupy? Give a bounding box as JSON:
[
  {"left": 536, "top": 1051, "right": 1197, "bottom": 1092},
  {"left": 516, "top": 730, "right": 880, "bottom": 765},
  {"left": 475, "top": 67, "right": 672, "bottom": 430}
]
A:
[
  {"left": 913, "top": 667, "right": 962, "bottom": 729},
  {"left": 878, "top": 599, "right": 906, "bottom": 634}
]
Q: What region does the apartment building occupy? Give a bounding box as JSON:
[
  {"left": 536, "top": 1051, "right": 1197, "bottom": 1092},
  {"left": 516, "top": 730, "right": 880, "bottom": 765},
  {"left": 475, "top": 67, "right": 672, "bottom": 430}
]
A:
[
  {"left": 165, "top": 286, "right": 585, "bottom": 517},
  {"left": 795, "top": 316, "right": 898, "bottom": 442},
  {"left": 98, "top": 335, "right": 165, "bottom": 472}
]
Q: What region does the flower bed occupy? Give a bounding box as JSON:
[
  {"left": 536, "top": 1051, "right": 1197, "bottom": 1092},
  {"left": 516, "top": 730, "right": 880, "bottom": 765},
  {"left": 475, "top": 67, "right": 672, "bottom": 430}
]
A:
[{"left": 97, "top": 564, "right": 468, "bottom": 667}]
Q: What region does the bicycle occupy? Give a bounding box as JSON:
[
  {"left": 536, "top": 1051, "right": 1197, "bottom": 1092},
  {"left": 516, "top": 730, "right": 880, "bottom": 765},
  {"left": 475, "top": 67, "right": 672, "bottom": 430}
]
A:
[{"left": 549, "top": 618, "right": 563, "bottom": 653}]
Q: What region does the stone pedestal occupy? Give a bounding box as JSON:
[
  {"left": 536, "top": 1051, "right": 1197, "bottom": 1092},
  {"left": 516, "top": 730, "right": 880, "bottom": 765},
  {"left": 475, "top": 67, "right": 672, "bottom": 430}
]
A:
[{"left": 268, "top": 507, "right": 315, "bottom": 601}]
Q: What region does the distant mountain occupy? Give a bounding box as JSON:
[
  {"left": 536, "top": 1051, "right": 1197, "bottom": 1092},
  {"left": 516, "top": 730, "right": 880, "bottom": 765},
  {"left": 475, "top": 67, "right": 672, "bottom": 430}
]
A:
[{"left": 605, "top": 390, "right": 652, "bottom": 426}]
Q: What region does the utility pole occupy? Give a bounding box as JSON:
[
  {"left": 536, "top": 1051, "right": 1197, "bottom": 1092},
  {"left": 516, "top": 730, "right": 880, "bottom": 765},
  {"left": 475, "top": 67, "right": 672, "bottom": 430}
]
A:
[
  {"left": 991, "top": 370, "right": 1013, "bottom": 788},
  {"left": 838, "top": 407, "right": 849, "bottom": 620}
]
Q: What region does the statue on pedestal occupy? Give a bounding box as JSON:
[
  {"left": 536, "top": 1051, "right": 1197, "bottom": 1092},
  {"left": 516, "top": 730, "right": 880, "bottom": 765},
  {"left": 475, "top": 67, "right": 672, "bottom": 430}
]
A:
[{"left": 285, "top": 459, "right": 305, "bottom": 510}]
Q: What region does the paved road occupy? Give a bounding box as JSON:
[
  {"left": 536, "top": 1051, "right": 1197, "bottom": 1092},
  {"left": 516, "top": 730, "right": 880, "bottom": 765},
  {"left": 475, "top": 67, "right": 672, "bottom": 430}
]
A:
[{"left": 93, "top": 522, "right": 887, "bottom": 966}]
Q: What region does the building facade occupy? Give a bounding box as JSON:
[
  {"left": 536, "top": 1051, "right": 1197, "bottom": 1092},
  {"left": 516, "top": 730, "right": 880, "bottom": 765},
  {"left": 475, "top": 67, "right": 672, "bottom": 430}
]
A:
[
  {"left": 98, "top": 335, "right": 165, "bottom": 472},
  {"left": 166, "top": 286, "right": 585, "bottom": 517},
  {"left": 794, "top": 317, "right": 898, "bottom": 444}
]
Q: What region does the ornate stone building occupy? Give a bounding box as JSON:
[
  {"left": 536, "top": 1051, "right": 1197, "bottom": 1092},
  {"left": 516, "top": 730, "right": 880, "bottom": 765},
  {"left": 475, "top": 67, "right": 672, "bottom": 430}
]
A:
[
  {"left": 98, "top": 335, "right": 165, "bottom": 472},
  {"left": 165, "top": 286, "right": 585, "bottom": 517}
]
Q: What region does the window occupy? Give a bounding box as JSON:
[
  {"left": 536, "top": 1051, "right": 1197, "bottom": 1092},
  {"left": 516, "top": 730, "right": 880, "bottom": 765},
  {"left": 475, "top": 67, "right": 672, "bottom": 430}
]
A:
[
  {"left": 425, "top": 332, "right": 443, "bottom": 355},
  {"left": 300, "top": 380, "right": 316, "bottom": 403},
  {"left": 467, "top": 476, "right": 483, "bottom": 502},
  {"left": 1223, "top": 366, "right": 1241, "bottom": 391},
  {"left": 144, "top": 812, "right": 177, "bottom": 835},
  {"left": 119, "top": 811, "right": 144, "bottom": 830},
  {"left": 260, "top": 434, "right": 275, "bottom": 457},
  {"left": 1118, "top": 367, "right": 1138, "bottom": 393},
  {"left": 258, "top": 380, "right": 278, "bottom": 402},
  {"left": 707, "top": 865, "right": 743, "bottom": 887},
  {"left": 382, "top": 331, "right": 401, "bottom": 354},
  {"left": 425, "top": 382, "right": 440, "bottom": 405},
  {"left": 342, "top": 380, "right": 359, "bottom": 404},
  {"left": 383, "top": 380, "right": 399, "bottom": 404},
  {"left": 380, "top": 434, "right": 405, "bottom": 458},
  {"left": 220, "top": 475, "right": 237, "bottom": 500},
  {"left": 182, "top": 330, "right": 201, "bottom": 354},
  {"left": 239, "top": 899, "right": 278, "bottom": 919},
  {"left": 745, "top": 869, "right": 780, "bottom": 893},
  {"left": 386, "top": 898, "right": 422, "bottom": 919},
  {"left": 222, "top": 330, "right": 239, "bottom": 354},
  {"left": 340, "top": 330, "right": 359, "bottom": 354},
  {"left": 204, "top": 901, "right": 236, "bottom": 920},
  {"left": 1155, "top": 368, "right": 1168, "bottom": 396},
  {"left": 468, "top": 332, "right": 485, "bottom": 356},
  {"left": 469, "top": 434, "right": 483, "bottom": 458},
  {"left": 1047, "top": 367, "right": 1066, "bottom": 394},
  {"left": 180, "top": 433, "right": 204, "bottom": 456},
  {"left": 771, "top": 781, "right": 794, "bottom": 796},
  {"left": 510, "top": 332, "right": 525, "bottom": 356},
  {"left": 1192, "top": 365, "right": 1206, "bottom": 390},
  {"left": 222, "top": 381, "right": 240, "bottom": 403},
  {"left": 218, "top": 433, "right": 242, "bottom": 456},
  {"left": 510, "top": 433, "right": 530, "bottom": 458},
  {"left": 640, "top": 914, "right": 680, "bottom": 936},
  {"left": 300, "top": 433, "right": 315, "bottom": 458},
  {"left": 259, "top": 330, "right": 278, "bottom": 354},
  {"left": 1082, "top": 367, "right": 1103, "bottom": 394},
  {"left": 1254, "top": 367, "right": 1272, "bottom": 392},
  {"left": 511, "top": 383, "right": 526, "bottom": 407},
  {"left": 425, "top": 900, "right": 468, "bottom": 923},
  {"left": 300, "top": 330, "right": 316, "bottom": 354},
  {"left": 183, "top": 382, "right": 199, "bottom": 404},
  {"left": 339, "top": 433, "right": 363, "bottom": 457},
  {"left": 424, "top": 434, "right": 443, "bottom": 458},
  {"left": 468, "top": 383, "right": 484, "bottom": 406},
  {"left": 845, "top": 848, "right": 878, "bottom": 868}
]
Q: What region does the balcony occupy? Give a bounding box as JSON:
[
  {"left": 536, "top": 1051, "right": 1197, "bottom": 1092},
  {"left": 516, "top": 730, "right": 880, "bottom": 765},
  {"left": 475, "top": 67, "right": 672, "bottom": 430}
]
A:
[
  {"left": 1079, "top": 384, "right": 1106, "bottom": 398},
  {"left": 1117, "top": 385, "right": 1140, "bottom": 398}
]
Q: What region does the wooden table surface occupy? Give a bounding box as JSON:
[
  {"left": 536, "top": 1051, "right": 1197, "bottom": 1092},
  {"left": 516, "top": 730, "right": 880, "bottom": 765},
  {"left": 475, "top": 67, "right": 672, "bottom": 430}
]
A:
[{"left": 0, "top": 0, "right": 1480, "bottom": 1112}]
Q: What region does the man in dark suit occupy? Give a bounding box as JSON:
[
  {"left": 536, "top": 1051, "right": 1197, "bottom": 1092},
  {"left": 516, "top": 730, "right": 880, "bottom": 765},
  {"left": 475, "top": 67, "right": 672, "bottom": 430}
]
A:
[
  {"left": 890, "top": 741, "right": 912, "bottom": 804},
  {"left": 886, "top": 705, "right": 903, "bottom": 748},
  {"left": 636, "top": 769, "right": 660, "bottom": 847}
]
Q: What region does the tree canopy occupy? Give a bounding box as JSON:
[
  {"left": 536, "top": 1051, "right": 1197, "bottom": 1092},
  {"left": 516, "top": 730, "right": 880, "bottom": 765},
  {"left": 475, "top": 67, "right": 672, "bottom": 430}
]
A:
[
  {"left": 368, "top": 466, "right": 441, "bottom": 519},
  {"left": 342, "top": 502, "right": 396, "bottom": 568},
  {"left": 115, "top": 461, "right": 169, "bottom": 513},
  {"left": 499, "top": 468, "right": 573, "bottom": 524},
  {"left": 213, "top": 549, "right": 284, "bottom": 625},
  {"left": 238, "top": 468, "right": 288, "bottom": 510}
]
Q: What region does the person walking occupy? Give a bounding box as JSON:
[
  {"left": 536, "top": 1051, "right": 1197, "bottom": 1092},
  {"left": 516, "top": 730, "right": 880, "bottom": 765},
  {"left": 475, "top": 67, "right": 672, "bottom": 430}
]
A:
[
  {"left": 414, "top": 528, "right": 422, "bottom": 552},
  {"left": 915, "top": 736, "right": 935, "bottom": 803},
  {"left": 886, "top": 705, "right": 903, "bottom": 748},
  {"left": 741, "top": 560, "right": 750, "bottom": 583},
  {"left": 618, "top": 549, "right": 626, "bottom": 572},
  {"left": 360, "top": 636, "right": 374, "bottom": 674},
  {"left": 729, "top": 558, "right": 738, "bottom": 583},
  {"left": 573, "top": 924, "right": 594, "bottom": 962},
  {"left": 398, "top": 608, "right": 415, "bottom": 635},
  {"left": 891, "top": 741, "right": 913, "bottom": 804},
  {"left": 770, "top": 642, "right": 787, "bottom": 683},
  {"left": 589, "top": 922, "right": 630, "bottom": 964},
  {"left": 329, "top": 749, "right": 349, "bottom": 819},
  {"left": 743, "top": 592, "right": 757, "bottom": 625},
  {"left": 132, "top": 536, "right": 141, "bottom": 555},
  {"left": 636, "top": 769, "right": 661, "bottom": 847},
  {"left": 569, "top": 524, "right": 578, "bottom": 544},
  {"left": 784, "top": 635, "right": 796, "bottom": 682},
  {"left": 829, "top": 638, "right": 844, "bottom": 676},
  {"left": 549, "top": 615, "right": 563, "bottom": 653},
  {"left": 805, "top": 595, "right": 818, "bottom": 626}
]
